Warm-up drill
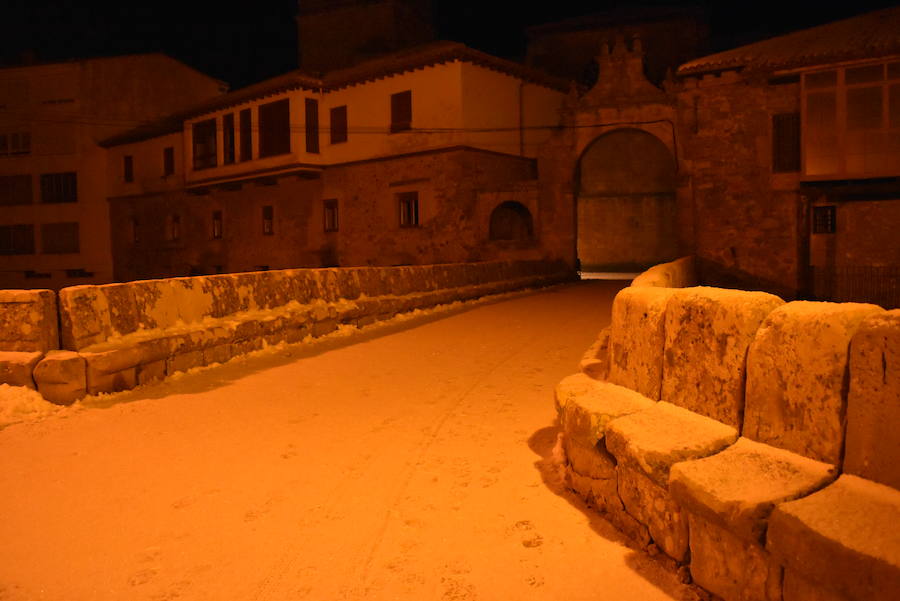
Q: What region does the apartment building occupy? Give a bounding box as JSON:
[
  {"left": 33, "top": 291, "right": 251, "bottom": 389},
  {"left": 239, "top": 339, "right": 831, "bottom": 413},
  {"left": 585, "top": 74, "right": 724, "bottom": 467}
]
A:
[{"left": 0, "top": 53, "right": 226, "bottom": 289}]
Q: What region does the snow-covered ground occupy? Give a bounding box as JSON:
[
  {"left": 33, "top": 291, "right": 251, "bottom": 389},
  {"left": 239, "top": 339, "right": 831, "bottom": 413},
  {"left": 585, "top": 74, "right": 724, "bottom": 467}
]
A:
[{"left": 0, "top": 281, "right": 693, "bottom": 600}]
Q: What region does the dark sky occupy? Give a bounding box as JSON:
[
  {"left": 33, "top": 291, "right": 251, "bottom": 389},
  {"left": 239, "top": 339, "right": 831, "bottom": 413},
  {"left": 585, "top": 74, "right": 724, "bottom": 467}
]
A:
[{"left": 3, "top": 1, "right": 899, "bottom": 89}]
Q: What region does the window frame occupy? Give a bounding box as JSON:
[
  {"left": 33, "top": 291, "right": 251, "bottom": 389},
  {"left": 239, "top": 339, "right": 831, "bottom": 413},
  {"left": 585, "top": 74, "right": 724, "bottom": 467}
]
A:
[
  {"left": 397, "top": 191, "right": 419, "bottom": 228},
  {"left": 40, "top": 172, "right": 77, "bottom": 204},
  {"left": 262, "top": 205, "right": 274, "bottom": 236},
  {"left": 390, "top": 90, "right": 412, "bottom": 133},
  {"left": 330, "top": 105, "right": 348, "bottom": 144},
  {"left": 323, "top": 198, "right": 339, "bottom": 232},
  {"left": 192, "top": 118, "right": 218, "bottom": 170},
  {"left": 258, "top": 98, "right": 291, "bottom": 158}
]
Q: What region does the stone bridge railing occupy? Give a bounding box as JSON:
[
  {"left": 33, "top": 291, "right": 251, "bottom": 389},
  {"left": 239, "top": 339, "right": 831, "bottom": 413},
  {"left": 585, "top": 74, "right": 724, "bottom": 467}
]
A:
[
  {"left": 555, "top": 256, "right": 898, "bottom": 601},
  {"left": 0, "top": 260, "right": 573, "bottom": 404}
]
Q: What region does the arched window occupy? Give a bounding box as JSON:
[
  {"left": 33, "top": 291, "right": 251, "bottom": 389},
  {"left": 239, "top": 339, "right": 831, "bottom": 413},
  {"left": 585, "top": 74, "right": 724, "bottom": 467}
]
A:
[{"left": 489, "top": 201, "right": 533, "bottom": 241}]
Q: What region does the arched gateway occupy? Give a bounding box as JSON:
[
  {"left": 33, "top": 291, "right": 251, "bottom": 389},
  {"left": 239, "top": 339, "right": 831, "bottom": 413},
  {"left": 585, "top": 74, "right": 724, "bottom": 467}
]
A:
[{"left": 576, "top": 128, "right": 678, "bottom": 272}]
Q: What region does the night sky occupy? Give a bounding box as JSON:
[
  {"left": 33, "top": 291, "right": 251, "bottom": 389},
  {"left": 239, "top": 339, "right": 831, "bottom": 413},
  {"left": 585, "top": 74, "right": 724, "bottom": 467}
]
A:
[{"left": 3, "top": 1, "right": 899, "bottom": 89}]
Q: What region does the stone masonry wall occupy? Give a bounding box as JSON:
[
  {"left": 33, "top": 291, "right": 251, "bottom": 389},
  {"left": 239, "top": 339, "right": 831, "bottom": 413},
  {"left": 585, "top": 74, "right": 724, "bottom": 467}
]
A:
[
  {"left": 8, "top": 259, "right": 570, "bottom": 404},
  {"left": 556, "top": 259, "right": 899, "bottom": 601},
  {"left": 677, "top": 74, "right": 802, "bottom": 297}
]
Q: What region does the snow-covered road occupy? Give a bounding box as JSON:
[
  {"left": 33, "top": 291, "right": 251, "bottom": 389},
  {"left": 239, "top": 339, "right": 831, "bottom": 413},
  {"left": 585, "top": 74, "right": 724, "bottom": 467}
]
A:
[{"left": 0, "top": 281, "right": 691, "bottom": 600}]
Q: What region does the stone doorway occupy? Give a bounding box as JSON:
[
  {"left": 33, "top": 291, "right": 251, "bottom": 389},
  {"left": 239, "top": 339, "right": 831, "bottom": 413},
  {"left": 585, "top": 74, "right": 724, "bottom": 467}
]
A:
[{"left": 576, "top": 128, "right": 677, "bottom": 272}]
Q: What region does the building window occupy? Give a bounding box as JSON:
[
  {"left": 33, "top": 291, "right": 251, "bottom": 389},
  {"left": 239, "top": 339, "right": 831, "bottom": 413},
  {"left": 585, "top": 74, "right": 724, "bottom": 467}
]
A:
[
  {"left": 812, "top": 205, "right": 837, "bottom": 234},
  {"left": 40, "top": 172, "right": 77, "bottom": 203},
  {"left": 168, "top": 214, "right": 181, "bottom": 241},
  {"left": 324, "top": 198, "right": 338, "bottom": 232},
  {"left": 124, "top": 155, "right": 134, "bottom": 182},
  {"left": 0, "top": 174, "right": 32, "bottom": 205},
  {"left": 212, "top": 210, "right": 223, "bottom": 239},
  {"left": 330, "top": 105, "right": 347, "bottom": 144},
  {"left": 772, "top": 113, "right": 801, "bottom": 173},
  {"left": 306, "top": 98, "right": 320, "bottom": 153},
  {"left": 239, "top": 109, "right": 252, "bottom": 161},
  {"left": 163, "top": 146, "right": 175, "bottom": 176},
  {"left": 390, "top": 91, "right": 412, "bottom": 133},
  {"left": 192, "top": 118, "right": 217, "bottom": 170},
  {"left": 0, "top": 131, "right": 31, "bottom": 156},
  {"left": 802, "top": 60, "right": 900, "bottom": 177},
  {"left": 397, "top": 191, "right": 419, "bottom": 227},
  {"left": 223, "top": 113, "right": 236, "bottom": 164},
  {"left": 41, "top": 222, "right": 79, "bottom": 254},
  {"left": 262, "top": 205, "right": 274, "bottom": 235},
  {"left": 0, "top": 224, "right": 35, "bottom": 255},
  {"left": 259, "top": 98, "right": 291, "bottom": 158}
]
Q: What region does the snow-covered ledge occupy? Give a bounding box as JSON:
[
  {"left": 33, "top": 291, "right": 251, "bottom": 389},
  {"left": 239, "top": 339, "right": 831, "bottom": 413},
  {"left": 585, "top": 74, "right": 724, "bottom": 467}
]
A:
[
  {"left": 38, "top": 260, "right": 572, "bottom": 404},
  {"left": 555, "top": 259, "right": 899, "bottom": 601}
]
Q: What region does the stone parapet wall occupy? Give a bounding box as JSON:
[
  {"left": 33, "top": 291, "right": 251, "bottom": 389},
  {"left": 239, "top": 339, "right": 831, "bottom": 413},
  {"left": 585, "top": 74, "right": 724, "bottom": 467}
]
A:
[
  {"left": 555, "top": 260, "right": 899, "bottom": 601},
  {"left": 7, "top": 260, "right": 571, "bottom": 404}
]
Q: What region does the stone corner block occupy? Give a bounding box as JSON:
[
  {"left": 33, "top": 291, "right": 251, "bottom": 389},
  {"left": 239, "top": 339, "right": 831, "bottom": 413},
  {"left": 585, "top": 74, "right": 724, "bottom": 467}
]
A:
[
  {"left": 0, "top": 350, "right": 43, "bottom": 388},
  {"left": 607, "top": 286, "right": 679, "bottom": 400},
  {"left": 745, "top": 301, "right": 885, "bottom": 464},
  {"left": 661, "top": 286, "right": 784, "bottom": 429},
  {"left": 766, "top": 474, "right": 900, "bottom": 601},
  {"left": 605, "top": 401, "right": 738, "bottom": 488},
  {"left": 846, "top": 309, "right": 900, "bottom": 489},
  {"left": 33, "top": 350, "right": 87, "bottom": 405},
  {"left": 668, "top": 437, "right": 836, "bottom": 544},
  {"left": 555, "top": 373, "right": 655, "bottom": 448}
]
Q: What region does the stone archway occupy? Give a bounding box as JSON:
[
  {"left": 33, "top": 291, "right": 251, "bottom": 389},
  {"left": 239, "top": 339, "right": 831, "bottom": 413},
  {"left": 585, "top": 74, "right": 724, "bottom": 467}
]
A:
[
  {"left": 489, "top": 201, "right": 534, "bottom": 241},
  {"left": 576, "top": 128, "right": 677, "bottom": 271}
]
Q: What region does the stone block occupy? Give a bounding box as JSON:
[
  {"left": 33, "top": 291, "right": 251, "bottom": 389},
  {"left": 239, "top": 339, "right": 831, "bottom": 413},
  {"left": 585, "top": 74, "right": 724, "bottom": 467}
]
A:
[
  {"left": 0, "top": 351, "right": 43, "bottom": 388},
  {"left": 59, "top": 285, "right": 111, "bottom": 350},
  {"left": 167, "top": 350, "right": 204, "bottom": 374},
  {"left": 554, "top": 373, "right": 655, "bottom": 448},
  {"left": 0, "top": 289, "right": 59, "bottom": 352},
  {"left": 136, "top": 360, "right": 166, "bottom": 385},
  {"left": 782, "top": 570, "right": 852, "bottom": 601},
  {"left": 565, "top": 468, "right": 619, "bottom": 512},
  {"left": 669, "top": 437, "right": 836, "bottom": 544},
  {"left": 605, "top": 401, "right": 738, "bottom": 488},
  {"left": 134, "top": 337, "right": 172, "bottom": 363},
  {"left": 662, "top": 287, "right": 783, "bottom": 428},
  {"left": 744, "top": 302, "right": 883, "bottom": 464},
  {"left": 312, "top": 318, "right": 337, "bottom": 338},
  {"left": 845, "top": 310, "right": 900, "bottom": 488},
  {"left": 33, "top": 351, "right": 85, "bottom": 404},
  {"left": 203, "top": 344, "right": 233, "bottom": 365},
  {"left": 618, "top": 466, "right": 690, "bottom": 562},
  {"left": 607, "top": 286, "right": 678, "bottom": 399},
  {"left": 80, "top": 346, "right": 144, "bottom": 375},
  {"left": 87, "top": 366, "right": 137, "bottom": 395},
  {"left": 688, "top": 513, "right": 783, "bottom": 601},
  {"left": 564, "top": 436, "right": 617, "bottom": 480},
  {"left": 767, "top": 474, "right": 900, "bottom": 601},
  {"left": 284, "top": 325, "right": 310, "bottom": 343},
  {"left": 356, "top": 314, "right": 377, "bottom": 328},
  {"left": 101, "top": 284, "right": 140, "bottom": 336}
]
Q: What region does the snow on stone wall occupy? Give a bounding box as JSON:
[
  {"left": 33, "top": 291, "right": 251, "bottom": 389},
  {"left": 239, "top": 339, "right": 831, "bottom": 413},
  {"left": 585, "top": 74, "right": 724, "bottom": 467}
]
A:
[
  {"left": 560, "top": 258, "right": 899, "bottom": 601},
  {"left": 0, "top": 289, "right": 59, "bottom": 353}
]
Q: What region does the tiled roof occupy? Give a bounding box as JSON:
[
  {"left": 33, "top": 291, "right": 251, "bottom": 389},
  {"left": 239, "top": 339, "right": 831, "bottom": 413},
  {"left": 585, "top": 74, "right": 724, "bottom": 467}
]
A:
[
  {"left": 101, "top": 42, "right": 566, "bottom": 147},
  {"left": 678, "top": 6, "right": 900, "bottom": 76}
]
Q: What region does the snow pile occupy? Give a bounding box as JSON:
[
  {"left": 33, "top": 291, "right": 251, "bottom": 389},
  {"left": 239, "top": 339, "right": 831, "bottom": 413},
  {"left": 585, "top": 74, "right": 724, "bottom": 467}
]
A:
[{"left": 0, "top": 384, "right": 65, "bottom": 428}]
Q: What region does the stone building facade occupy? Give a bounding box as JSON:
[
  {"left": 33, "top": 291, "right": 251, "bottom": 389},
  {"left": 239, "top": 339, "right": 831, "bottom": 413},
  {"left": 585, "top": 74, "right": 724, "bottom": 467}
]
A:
[
  {"left": 537, "top": 6, "right": 899, "bottom": 303},
  {"left": 103, "top": 43, "right": 566, "bottom": 282}
]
